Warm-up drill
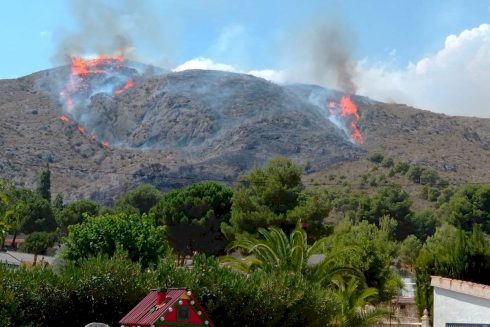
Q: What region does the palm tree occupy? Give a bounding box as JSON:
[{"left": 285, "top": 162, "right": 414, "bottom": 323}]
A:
[
  {"left": 330, "top": 275, "right": 390, "bottom": 327},
  {"left": 220, "top": 226, "right": 360, "bottom": 285}
]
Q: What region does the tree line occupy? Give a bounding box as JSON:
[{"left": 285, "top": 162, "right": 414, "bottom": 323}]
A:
[{"left": 1, "top": 156, "right": 490, "bottom": 325}]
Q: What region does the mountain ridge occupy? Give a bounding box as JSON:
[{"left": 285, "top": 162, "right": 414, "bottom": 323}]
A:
[{"left": 1, "top": 65, "right": 489, "bottom": 203}]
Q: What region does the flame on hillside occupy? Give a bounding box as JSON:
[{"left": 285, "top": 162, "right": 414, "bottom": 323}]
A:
[
  {"left": 59, "top": 115, "right": 70, "bottom": 123},
  {"left": 114, "top": 80, "right": 135, "bottom": 95},
  {"left": 59, "top": 114, "right": 110, "bottom": 149},
  {"left": 59, "top": 55, "right": 134, "bottom": 111},
  {"left": 327, "top": 95, "right": 363, "bottom": 144},
  {"left": 56, "top": 54, "right": 136, "bottom": 150},
  {"left": 70, "top": 55, "right": 123, "bottom": 76}
]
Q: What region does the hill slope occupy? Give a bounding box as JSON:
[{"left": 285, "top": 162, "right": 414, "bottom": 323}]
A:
[{"left": 1, "top": 65, "right": 489, "bottom": 203}]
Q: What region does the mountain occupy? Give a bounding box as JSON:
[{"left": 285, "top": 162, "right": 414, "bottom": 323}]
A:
[{"left": 1, "top": 63, "right": 490, "bottom": 203}]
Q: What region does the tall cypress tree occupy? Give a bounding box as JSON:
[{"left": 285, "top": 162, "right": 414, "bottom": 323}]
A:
[{"left": 37, "top": 164, "right": 51, "bottom": 202}]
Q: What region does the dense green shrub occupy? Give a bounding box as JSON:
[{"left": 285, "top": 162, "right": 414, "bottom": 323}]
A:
[
  {"left": 60, "top": 252, "right": 156, "bottom": 326},
  {"left": 393, "top": 161, "right": 410, "bottom": 175},
  {"left": 369, "top": 153, "right": 384, "bottom": 164},
  {"left": 0, "top": 252, "right": 155, "bottom": 327},
  {"left": 155, "top": 255, "right": 336, "bottom": 327},
  {"left": 64, "top": 212, "right": 168, "bottom": 268},
  {"left": 0, "top": 253, "right": 339, "bottom": 327}
]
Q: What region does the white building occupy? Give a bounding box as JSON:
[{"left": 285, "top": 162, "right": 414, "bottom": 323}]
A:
[{"left": 431, "top": 276, "right": 490, "bottom": 327}]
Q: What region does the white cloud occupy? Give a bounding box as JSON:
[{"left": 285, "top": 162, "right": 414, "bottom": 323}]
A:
[
  {"left": 173, "top": 57, "right": 238, "bottom": 73},
  {"left": 357, "top": 24, "right": 490, "bottom": 117},
  {"left": 173, "top": 57, "right": 286, "bottom": 83},
  {"left": 247, "top": 69, "right": 286, "bottom": 82},
  {"left": 173, "top": 24, "right": 490, "bottom": 118}
]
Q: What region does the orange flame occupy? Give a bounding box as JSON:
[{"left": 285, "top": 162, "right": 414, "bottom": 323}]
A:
[
  {"left": 327, "top": 95, "right": 364, "bottom": 144},
  {"left": 60, "top": 55, "right": 133, "bottom": 111},
  {"left": 71, "top": 55, "right": 124, "bottom": 77},
  {"left": 339, "top": 95, "right": 363, "bottom": 144},
  {"left": 101, "top": 140, "right": 110, "bottom": 149},
  {"left": 114, "top": 80, "right": 134, "bottom": 95},
  {"left": 76, "top": 126, "right": 86, "bottom": 134},
  {"left": 59, "top": 115, "right": 70, "bottom": 123}
]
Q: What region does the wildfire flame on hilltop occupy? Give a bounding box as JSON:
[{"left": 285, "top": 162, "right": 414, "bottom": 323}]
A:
[
  {"left": 70, "top": 55, "right": 124, "bottom": 76},
  {"left": 327, "top": 95, "right": 363, "bottom": 144},
  {"left": 58, "top": 54, "right": 136, "bottom": 149},
  {"left": 60, "top": 55, "right": 134, "bottom": 111}
]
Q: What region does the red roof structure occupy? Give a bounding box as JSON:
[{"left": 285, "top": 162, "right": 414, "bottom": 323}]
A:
[{"left": 119, "top": 288, "right": 215, "bottom": 327}]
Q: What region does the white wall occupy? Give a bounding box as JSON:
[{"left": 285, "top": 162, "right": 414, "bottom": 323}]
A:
[{"left": 433, "top": 286, "right": 490, "bottom": 327}]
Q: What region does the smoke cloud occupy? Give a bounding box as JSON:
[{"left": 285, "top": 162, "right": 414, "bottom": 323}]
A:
[
  {"left": 285, "top": 19, "right": 357, "bottom": 94},
  {"left": 52, "top": 0, "right": 173, "bottom": 66}
]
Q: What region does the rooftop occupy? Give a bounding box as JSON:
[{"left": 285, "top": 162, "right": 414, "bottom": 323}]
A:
[{"left": 431, "top": 276, "right": 490, "bottom": 300}]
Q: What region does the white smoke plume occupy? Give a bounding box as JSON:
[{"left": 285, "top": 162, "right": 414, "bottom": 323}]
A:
[
  {"left": 52, "top": 0, "right": 173, "bottom": 66},
  {"left": 280, "top": 18, "right": 357, "bottom": 94}
]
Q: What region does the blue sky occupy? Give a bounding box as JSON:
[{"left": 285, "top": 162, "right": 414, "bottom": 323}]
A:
[
  {"left": 1, "top": 0, "right": 490, "bottom": 116},
  {"left": 0, "top": 0, "right": 488, "bottom": 76}
]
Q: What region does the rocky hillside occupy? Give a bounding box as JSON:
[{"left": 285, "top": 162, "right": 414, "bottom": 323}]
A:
[{"left": 1, "top": 65, "right": 489, "bottom": 203}]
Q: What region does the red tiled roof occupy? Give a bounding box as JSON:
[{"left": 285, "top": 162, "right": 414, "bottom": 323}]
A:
[{"left": 119, "top": 288, "right": 186, "bottom": 327}]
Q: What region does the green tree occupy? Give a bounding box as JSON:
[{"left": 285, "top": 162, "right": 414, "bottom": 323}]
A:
[
  {"left": 36, "top": 164, "right": 51, "bottom": 202},
  {"left": 330, "top": 276, "right": 390, "bottom": 326},
  {"left": 415, "top": 224, "right": 490, "bottom": 315},
  {"left": 17, "top": 194, "right": 57, "bottom": 234},
  {"left": 399, "top": 235, "right": 422, "bottom": 266},
  {"left": 409, "top": 210, "right": 437, "bottom": 241},
  {"left": 2, "top": 188, "right": 56, "bottom": 247},
  {"left": 0, "top": 181, "right": 14, "bottom": 248},
  {"left": 225, "top": 157, "right": 304, "bottom": 237},
  {"left": 286, "top": 190, "right": 333, "bottom": 241},
  {"left": 64, "top": 212, "right": 168, "bottom": 268},
  {"left": 55, "top": 199, "right": 100, "bottom": 233},
  {"left": 20, "top": 232, "right": 58, "bottom": 265},
  {"left": 0, "top": 182, "right": 23, "bottom": 247},
  {"left": 52, "top": 193, "right": 64, "bottom": 211},
  {"left": 355, "top": 186, "right": 413, "bottom": 240},
  {"left": 151, "top": 181, "right": 232, "bottom": 256},
  {"left": 443, "top": 184, "right": 490, "bottom": 232},
  {"left": 116, "top": 184, "right": 162, "bottom": 215},
  {"left": 325, "top": 219, "right": 402, "bottom": 301}
]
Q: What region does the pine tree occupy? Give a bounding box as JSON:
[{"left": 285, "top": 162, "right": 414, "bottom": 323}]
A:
[
  {"left": 53, "top": 193, "right": 64, "bottom": 211},
  {"left": 37, "top": 164, "right": 51, "bottom": 202}
]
